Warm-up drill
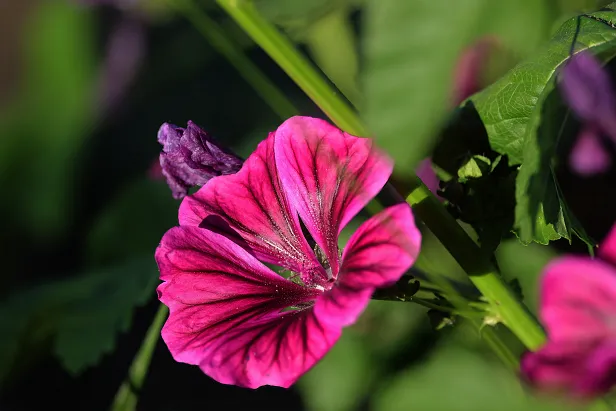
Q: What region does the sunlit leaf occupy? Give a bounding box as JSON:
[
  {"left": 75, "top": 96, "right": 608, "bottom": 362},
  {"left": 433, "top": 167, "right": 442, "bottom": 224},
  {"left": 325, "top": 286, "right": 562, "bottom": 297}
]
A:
[{"left": 472, "top": 6, "right": 616, "bottom": 165}]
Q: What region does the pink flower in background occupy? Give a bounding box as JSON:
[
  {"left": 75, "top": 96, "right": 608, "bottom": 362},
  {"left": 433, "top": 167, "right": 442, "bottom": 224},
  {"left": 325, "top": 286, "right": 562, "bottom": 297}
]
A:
[
  {"left": 521, "top": 223, "right": 616, "bottom": 397},
  {"left": 452, "top": 37, "right": 496, "bottom": 105},
  {"left": 560, "top": 52, "right": 616, "bottom": 176},
  {"left": 156, "top": 116, "right": 421, "bottom": 388}
]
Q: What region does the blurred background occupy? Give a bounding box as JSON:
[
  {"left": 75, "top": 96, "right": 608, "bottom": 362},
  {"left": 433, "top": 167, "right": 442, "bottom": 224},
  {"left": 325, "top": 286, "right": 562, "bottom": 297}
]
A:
[{"left": 1, "top": 0, "right": 616, "bottom": 410}]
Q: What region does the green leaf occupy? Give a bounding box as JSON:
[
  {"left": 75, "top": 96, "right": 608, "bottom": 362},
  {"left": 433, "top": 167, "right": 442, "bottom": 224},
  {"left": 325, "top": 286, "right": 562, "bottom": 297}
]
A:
[
  {"left": 472, "top": 5, "right": 616, "bottom": 164},
  {"left": 470, "top": 6, "right": 616, "bottom": 245},
  {"left": 373, "top": 346, "right": 580, "bottom": 411},
  {"left": 457, "top": 155, "right": 491, "bottom": 181},
  {"left": 514, "top": 85, "right": 594, "bottom": 245},
  {"left": 7, "top": 2, "right": 98, "bottom": 239},
  {"left": 255, "top": 0, "right": 343, "bottom": 28},
  {"left": 304, "top": 7, "right": 361, "bottom": 105},
  {"left": 363, "top": 0, "right": 552, "bottom": 175},
  {"left": 0, "top": 257, "right": 158, "bottom": 380}
]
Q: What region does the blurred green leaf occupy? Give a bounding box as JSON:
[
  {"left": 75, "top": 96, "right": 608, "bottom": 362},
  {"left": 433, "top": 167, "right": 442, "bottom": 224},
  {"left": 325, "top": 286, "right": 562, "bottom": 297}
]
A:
[
  {"left": 299, "top": 331, "right": 377, "bottom": 411},
  {"left": 0, "top": 257, "right": 158, "bottom": 382},
  {"left": 9, "top": 1, "right": 98, "bottom": 238},
  {"left": 373, "top": 345, "right": 580, "bottom": 411},
  {"left": 254, "top": 0, "right": 345, "bottom": 36},
  {"left": 496, "top": 239, "right": 557, "bottom": 313},
  {"left": 304, "top": 7, "right": 361, "bottom": 105},
  {"left": 299, "top": 300, "right": 428, "bottom": 411},
  {"left": 414, "top": 225, "right": 471, "bottom": 286},
  {"left": 86, "top": 179, "right": 178, "bottom": 265},
  {"left": 364, "top": 0, "right": 552, "bottom": 176},
  {"left": 472, "top": 6, "right": 616, "bottom": 165}
]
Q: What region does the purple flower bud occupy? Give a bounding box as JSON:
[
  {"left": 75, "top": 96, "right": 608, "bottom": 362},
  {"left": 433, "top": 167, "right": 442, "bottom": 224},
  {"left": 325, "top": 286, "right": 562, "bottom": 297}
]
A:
[{"left": 158, "top": 121, "right": 243, "bottom": 199}]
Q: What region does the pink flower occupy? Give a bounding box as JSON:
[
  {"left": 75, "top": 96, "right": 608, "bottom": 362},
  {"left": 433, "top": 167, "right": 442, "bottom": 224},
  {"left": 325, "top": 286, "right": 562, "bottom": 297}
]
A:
[
  {"left": 155, "top": 116, "right": 421, "bottom": 388},
  {"left": 452, "top": 37, "right": 497, "bottom": 105},
  {"left": 521, "top": 224, "right": 616, "bottom": 397}
]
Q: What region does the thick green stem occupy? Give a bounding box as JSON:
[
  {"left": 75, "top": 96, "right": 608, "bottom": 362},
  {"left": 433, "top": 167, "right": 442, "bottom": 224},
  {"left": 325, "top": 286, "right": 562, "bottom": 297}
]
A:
[
  {"left": 216, "top": 0, "right": 367, "bottom": 136},
  {"left": 171, "top": 0, "right": 298, "bottom": 119},
  {"left": 109, "top": 305, "right": 168, "bottom": 411},
  {"left": 217, "top": 0, "right": 546, "bottom": 351}
]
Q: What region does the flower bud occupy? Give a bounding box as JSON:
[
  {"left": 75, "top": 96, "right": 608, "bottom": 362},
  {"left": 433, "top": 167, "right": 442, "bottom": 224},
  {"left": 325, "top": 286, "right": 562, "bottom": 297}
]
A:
[{"left": 158, "top": 121, "right": 243, "bottom": 199}]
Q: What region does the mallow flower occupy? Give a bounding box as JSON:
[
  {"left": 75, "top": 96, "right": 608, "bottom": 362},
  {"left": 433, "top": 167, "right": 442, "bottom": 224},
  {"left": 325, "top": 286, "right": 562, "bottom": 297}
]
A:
[
  {"left": 521, "top": 223, "right": 616, "bottom": 396},
  {"left": 560, "top": 51, "right": 616, "bottom": 176},
  {"left": 155, "top": 116, "right": 421, "bottom": 388}
]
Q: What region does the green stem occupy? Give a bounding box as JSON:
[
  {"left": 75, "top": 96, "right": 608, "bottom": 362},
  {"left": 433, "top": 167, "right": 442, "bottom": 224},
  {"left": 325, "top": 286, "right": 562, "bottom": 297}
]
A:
[
  {"left": 215, "top": 0, "right": 367, "bottom": 136},
  {"left": 217, "top": 0, "right": 546, "bottom": 351},
  {"left": 109, "top": 304, "right": 168, "bottom": 411},
  {"left": 171, "top": 0, "right": 298, "bottom": 119},
  {"left": 304, "top": 7, "right": 362, "bottom": 106},
  {"left": 405, "top": 176, "right": 545, "bottom": 350}
]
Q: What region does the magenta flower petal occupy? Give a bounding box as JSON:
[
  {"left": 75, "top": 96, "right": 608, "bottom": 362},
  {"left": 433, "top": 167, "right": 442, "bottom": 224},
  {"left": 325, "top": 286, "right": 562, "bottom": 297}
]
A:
[
  {"left": 274, "top": 116, "right": 393, "bottom": 278},
  {"left": 522, "top": 339, "right": 599, "bottom": 394},
  {"left": 315, "top": 204, "right": 421, "bottom": 328},
  {"left": 158, "top": 117, "right": 423, "bottom": 388},
  {"left": 569, "top": 126, "right": 611, "bottom": 176},
  {"left": 522, "top": 338, "right": 616, "bottom": 396},
  {"left": 179, "top": 133, "right": 327, "bottom": 284},
  {"left": 540, "top": 257, "right": 616, "bottom": 342},
  {"left": 522, "top": 223, "right": 616, "bottom": 397},
  {"left": 599, "top": 223, "right": 616, "bottom": 267},
  {"left": 156, "top": 226, "right": 338, "bottom": 388}
]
